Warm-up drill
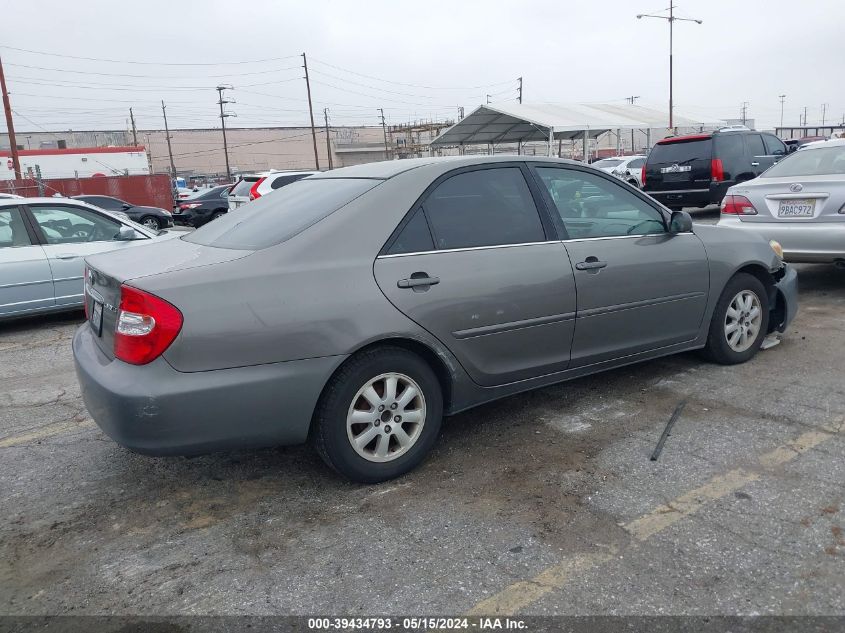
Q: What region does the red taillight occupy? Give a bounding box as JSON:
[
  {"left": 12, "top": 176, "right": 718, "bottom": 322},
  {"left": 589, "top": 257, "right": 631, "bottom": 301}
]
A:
[
  {"left": 248, "top": 177, "right": 266, "bottom": 201},
  {"left": 721, "top": 194, "right": 757, "bottom": 215},
  {"left": 641, "top": 165, "right": 646, "bottom": 187},
  {"left": 179, "top": 203, "right": 201, "bottom": 209},
  {"left": 711, "top": 158, "right": 724, "bottom": 182},
  {"left": 114, "top": 285, "right": 183, "bottom": 365}
]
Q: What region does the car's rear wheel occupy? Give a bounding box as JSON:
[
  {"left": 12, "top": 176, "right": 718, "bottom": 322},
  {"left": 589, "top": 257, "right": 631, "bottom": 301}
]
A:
[
  {"left": 702, "top": 273, "right": 769, "bottom": 364},
  {"left": 312, "top": 347, "right": 443, "bottom": 483},
  {"left": 140, "top": 216, "right": 161, "bottom": 230}
]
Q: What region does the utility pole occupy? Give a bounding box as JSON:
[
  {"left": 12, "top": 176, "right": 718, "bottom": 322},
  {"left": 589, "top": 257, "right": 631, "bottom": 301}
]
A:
[
  {"left": 801, "top": 106, "right": 807, "bottom": 127},
  {"left": 740, "top": 101, "right": 749, "bottom": 125},
  {"left": 216, "top": 85, "right": 234, "bottom": 182},
  {"left": 161, "top": 100, "right": 176, "bottom": 178},
  {"left": 637, "top": 2, "right": 702, "bottom": 130},
  {"left": 301, "top": 52, "right": 320, "bottom": 170},
  {"left": 0, "top": 56, "right": 22, "bottom": 179},
  {"left": 517, "top": 77, "right": 523, "bottom": 104},
  {"left": 821, "top": 103, "right": 828, "bottom": 127},
  {"left": 129, "top": 107, "right": 138, "bottom": 147},
  {"left": 378, "top": 108, "right": 390, "bottom": 160},
  {"left": 486, "top": 94, "right": 492, "bottom": 104},
  {"left": 458, "top": 106, "right": 465, "bottom": 120},
  {"left": 778, "top": 95, "right": 786, "bottom": 129},
  {"left": 323, "top": 108, "right": 333, "bottom": 170},
  {"left": 627, "top": 96, "right": 640, "bottom": 151}
]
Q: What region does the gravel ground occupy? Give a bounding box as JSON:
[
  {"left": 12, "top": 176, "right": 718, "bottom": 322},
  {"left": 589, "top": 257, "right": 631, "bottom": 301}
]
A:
[{"left": 1, "top": 222, "right": 843, "bottom": 617}]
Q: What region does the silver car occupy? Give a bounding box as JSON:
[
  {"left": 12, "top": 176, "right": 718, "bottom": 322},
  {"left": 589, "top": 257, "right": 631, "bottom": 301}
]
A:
[
  {"left": 0, "top": 197, "right": 178, "bottom": 320},
  {"left": 718, "top": 138, "right": 845, "bottom": 265},
  {"left": 73, "top": 157, "right": 797, "bottom": 482}
]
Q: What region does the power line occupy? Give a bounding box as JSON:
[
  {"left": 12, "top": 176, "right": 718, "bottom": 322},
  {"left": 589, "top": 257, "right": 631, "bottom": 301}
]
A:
[
  {"left": 5, "top": 61, "right": 301, "bottom": 79},
  {"left": 0, "top": 45, "right": 299, "bottom": 66}
]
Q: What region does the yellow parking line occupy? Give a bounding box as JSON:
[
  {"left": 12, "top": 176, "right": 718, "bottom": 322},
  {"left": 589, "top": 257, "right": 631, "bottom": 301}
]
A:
[
  {"left": 466, "top": 426, "right": 838, "bottom": 616},
  {"left": 0, "top": 418, "right": 96, "bottom": 448}
]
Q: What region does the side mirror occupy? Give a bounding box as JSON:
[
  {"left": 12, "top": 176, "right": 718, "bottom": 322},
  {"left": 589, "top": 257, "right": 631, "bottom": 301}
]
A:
[
  {"left": 121, "top": 203, "right": 132, "bottom": 210},
  {"left": 669, "top": 210, "right": 693, "bottom": 233},
  {"left": 117, "top": 225, "right": 137, "bottom": 240}
]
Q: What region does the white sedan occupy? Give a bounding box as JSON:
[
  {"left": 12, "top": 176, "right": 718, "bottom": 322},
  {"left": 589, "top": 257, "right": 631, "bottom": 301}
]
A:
[
  {"left": 0, "top": 197, "right": 180, "bottom": 319},
  {"left": 717, "top": 139, "right": 845, "bottom": 265},
  {"left": 591, "top": 155, "right": 647, "bottom": 188}
]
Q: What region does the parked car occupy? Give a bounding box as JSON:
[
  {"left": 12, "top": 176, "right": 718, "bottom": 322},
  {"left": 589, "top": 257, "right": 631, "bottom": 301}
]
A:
[
  {"left": 0, "top": 197, "right": 179, "bottom": 320},
  {"left": 717, "top": 138, "right": 845, "bottom": 265},
  {"left": 172, "top": 185, "right": 232, "bottom": 228},
  {"left": 72, "top": 195, "right": 174, "bottom": 231},
  {"left": 228, "top": 170, "right": 316, "bottom": 210},
  {"left": 592, "top": 155, "right": 647, "bottom": 188},
  {"left": 74, "top": 156, "right": 796, "bottom": 483},
  {"left": 643, "top": 128, "right": 789, "bottom": 210}
]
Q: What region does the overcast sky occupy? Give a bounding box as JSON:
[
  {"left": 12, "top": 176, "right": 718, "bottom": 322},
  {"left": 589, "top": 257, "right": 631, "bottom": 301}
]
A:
[{"left": 2, "top": 0, "right": 843, "bottom": 134}]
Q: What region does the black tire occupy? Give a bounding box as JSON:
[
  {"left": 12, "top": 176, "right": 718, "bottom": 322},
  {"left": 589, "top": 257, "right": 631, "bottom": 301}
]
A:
[
  {"left": 140, "top": 216, "right": 161, "bottom": 230},
  {"left": 211, "top": 210, "right": 226, "bottom": 221},
  {"left": 702, "top": 273, "right": 769, "bottom": 365},
  {"left": 312, "top": 347, "right": 443, "bottom": 483}
]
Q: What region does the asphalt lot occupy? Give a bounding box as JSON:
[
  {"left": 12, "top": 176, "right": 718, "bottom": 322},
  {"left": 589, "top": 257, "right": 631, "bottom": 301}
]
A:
[{"left": 1, "top": 208, "right": 844, "bottom": 617}]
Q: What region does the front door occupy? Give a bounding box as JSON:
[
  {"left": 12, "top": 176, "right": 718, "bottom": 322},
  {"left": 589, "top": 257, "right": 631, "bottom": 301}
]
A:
[
  {"left": 374, "top": 165, "right": 576, "bottom": 387},
  {"left": 0, "top": 206, "right": 54, "bottom": 317},
  {"left": 531, "top": 165, "right": 709, "bottom": 367},
  {"left": 26, "top": 203, "right": 132, "bottom": 307}
]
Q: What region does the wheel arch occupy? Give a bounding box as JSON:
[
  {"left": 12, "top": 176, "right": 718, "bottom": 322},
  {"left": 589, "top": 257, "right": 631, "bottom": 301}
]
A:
[{"left": 730, "top": 263, "right": 783, "bottom": 333}]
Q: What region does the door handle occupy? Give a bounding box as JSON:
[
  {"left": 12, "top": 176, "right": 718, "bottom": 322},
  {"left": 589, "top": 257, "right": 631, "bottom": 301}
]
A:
[
  {"left": 575, "top": 257, "right": 607, "bottom": 271},
  {"left": 750, "top": 162, "right": 760, "bottom": 166},
  {"left": 55, "top": 253, "right": 79, "bottom": 260},
  {"left": 397, "top": 273, "right": 440, "bottom": 289}
]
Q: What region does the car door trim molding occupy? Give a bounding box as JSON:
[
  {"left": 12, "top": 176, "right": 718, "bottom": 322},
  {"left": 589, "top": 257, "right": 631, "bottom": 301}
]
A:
[
  {"left": 562, "top": 231, "right": 694, "bottom": 243},
  {"left": 452, "top": 311, "right": 576, "bottom": 340},
  {"left": 377, "top": 240, "right": 559, "bottom": 259},
  {"left": 0, "top": 278, "right": 54, "bottom": 290},
  {"left": 577, "top": 291, "right": 706, "bottom": 319}
]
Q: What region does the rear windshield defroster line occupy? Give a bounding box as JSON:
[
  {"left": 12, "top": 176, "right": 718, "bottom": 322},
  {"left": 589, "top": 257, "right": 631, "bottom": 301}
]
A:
[{"left": 185, "top": 178, "right": 379, "bottom": 250}]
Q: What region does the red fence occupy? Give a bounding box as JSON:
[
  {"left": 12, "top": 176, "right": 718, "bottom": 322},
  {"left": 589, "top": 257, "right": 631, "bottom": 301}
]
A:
[{"left": 0, "top": 174, "right": 172, "bottom": 209}]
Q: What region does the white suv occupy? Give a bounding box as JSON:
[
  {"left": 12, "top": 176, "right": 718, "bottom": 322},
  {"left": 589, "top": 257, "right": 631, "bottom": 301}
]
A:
[
  {"left": 591, "top": 155, "right": 647, "bottom": 188},
  {"left": 228, "top": 170, "right": 316, "bottom": 210}
]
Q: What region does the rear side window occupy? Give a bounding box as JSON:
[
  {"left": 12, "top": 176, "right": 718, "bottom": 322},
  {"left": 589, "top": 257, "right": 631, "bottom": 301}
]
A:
[
  {"left": 0, "top": 208, "right": 32, "bottom": 248},
  {"left": 387, "top": 208, "right": 434, "bottom": 255},
  {"left": 230, "top": 178, "right": 259, "bottom": 197},
  {"left": 422, "top": 167, "right": 545, "bottom": 250},
  {"left": 186, "top": 178, "right": 379, "bottom": 250},
  {"left": 714, "top": 134, "right": 745, "bottom": 175},
  {"left": 648, "top": 138, "right": 712, "bottom": 164},
  {"left": 270, "top": 174, "right": 308, "bottom": 190},
  {"left": 746, "top": 134, "right": 766, "bottom": 157}
]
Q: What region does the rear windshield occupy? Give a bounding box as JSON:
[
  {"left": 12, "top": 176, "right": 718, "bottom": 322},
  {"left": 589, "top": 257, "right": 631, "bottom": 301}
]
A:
[
  {"left": 185, "top": 178, "right": 379, "bottom": 250},
  {"left": 230, "top": 177, "right": 260, "bottom": 197},
  {"left": 592, "top": 159, "right": 623, "bottom": 168},
  {"left": 762, "top": 145, "right": 845, "bottom": 178},
  {"left": 649, "top": 138, "right": 712, "bottom": 164}
]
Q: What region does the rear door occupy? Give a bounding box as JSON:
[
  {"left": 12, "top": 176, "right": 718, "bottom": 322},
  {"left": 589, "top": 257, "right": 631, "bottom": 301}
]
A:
[
  {"left": 0, "top": 206, "right": 55, "bottom": 317},
  {"left": 374, "top": 164, "right": 577, "bottom": 387},
  {"left": 644, "top": 136, "right": 713, "bottom": 192},
  {"left": 26, "top": 203, "right": 145, "bottom": 307},
  {"left": 746, "top": 133, "right": 776, "bottom": 176},
  {"left": 532, "top": 165, "right": 709, "bottom": 366}
]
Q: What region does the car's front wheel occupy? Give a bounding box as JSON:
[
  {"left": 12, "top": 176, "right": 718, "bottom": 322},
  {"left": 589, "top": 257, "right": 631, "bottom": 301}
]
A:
[
  {"left": 140, "top": 216, "right": 161, "bottom": 230},
  {"left": 312, "top": 347, "right": 443, "bottom": 483},
  {"left": 702, "top": 273, "right": 769, "bottom": 364}
]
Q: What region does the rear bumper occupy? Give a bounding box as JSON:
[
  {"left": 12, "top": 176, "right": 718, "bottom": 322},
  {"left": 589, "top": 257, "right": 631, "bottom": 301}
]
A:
[
  {"left": 717, "top": 217, "right": 845, "bottom": 263},
  {"left": 73, "top": 325, "right": 345, "bottom": 456},
  {"left": 773, "top": 264, "right": 798, "bottom": 332},
  {"left": 646, "top": 181, "right": 732, "bottom": 208}
]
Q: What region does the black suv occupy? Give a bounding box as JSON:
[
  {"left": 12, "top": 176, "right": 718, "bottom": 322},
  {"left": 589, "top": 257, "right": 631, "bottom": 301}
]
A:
[{"left": 643, "top": 128, "right": 788, "bottom": 209}]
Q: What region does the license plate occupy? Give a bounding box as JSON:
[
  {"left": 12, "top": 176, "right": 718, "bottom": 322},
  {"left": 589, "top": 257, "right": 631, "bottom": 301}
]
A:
[
  {"left": 90, "top": 300, "right": 103, "bottom": 336},
  {"left": 778, "top": 199, "right": 814, "bottom": 217}
]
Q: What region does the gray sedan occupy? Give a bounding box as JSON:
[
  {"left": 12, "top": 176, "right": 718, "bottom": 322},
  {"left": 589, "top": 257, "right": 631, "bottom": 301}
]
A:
[
  {"left": 73, "top": 157, "right": 797, "bottom": 482},
  {"left": 718, "top": 138, "right": 845, "bottom": 265},
  {"left": 0, "top": 198, "right": 178, "bottom": 320}
]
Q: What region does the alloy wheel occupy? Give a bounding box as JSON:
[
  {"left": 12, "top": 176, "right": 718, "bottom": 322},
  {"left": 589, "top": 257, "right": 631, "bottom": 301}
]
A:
[{"left": 724, "top": 290, "right": 762, "bottom": 352}]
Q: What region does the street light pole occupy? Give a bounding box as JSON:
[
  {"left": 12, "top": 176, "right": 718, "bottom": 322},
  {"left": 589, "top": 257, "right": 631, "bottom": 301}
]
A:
[
  {"left": 778, "top": 95, "right": 786, "bottom": 129},
  {"left": 637, "top": 2, "right": 701, "bottom": 130}
]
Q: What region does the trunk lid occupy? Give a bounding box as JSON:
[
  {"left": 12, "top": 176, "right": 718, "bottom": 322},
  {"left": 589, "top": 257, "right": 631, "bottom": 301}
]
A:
[
  {"left": 644, "top": 136, "right": 713, "bottom": 192},
  {"left": 729, "top": 175, "right": 845, "bottom": 223},
  {"left": 84, "top": 238, "right": 252, "bottom": 359}
]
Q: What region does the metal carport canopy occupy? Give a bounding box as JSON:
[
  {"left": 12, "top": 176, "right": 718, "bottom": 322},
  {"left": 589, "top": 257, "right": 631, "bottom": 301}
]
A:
[{"left": 430, "top": 102, "right": 725, "bottom": 146}]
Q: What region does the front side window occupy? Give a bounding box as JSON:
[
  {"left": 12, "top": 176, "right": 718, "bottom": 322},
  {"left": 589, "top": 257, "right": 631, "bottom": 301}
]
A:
[
  {"left": 84, "top": 196, "right": 124, "bottom": 211},
  {"left": 0, "top": 208, "right": 32, "bottom": 248},
  {"left": 535, "top": 168, "right": 666, "bottom": 239},
  {"left": 592, "top": 159, "right": 624, "bottom": 169},
  {"left": 627, "top": 158, "right": 645, "bottom": 169},
  {"left": 29, "top": 205, "right": 122, "bottom": 244},
  {"left": 422, "top": 167, "right": 545, "bottom": 250},
  {"left": 763, "top": 134, "right": 787, "bottom": 156}
]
